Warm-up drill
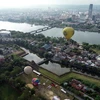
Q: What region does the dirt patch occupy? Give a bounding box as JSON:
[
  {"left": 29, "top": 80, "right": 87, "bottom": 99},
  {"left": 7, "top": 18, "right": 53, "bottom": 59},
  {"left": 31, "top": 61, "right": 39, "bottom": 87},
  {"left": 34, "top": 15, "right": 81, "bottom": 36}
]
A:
[{"left": 26, "top": 84, "right": 34, "bottom": 89}]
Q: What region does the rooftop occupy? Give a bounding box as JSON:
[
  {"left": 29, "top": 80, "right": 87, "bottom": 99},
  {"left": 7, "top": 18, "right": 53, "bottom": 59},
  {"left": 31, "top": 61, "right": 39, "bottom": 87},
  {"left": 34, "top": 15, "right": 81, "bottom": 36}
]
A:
[{"left": 0, "top": 30, "right": 11, "bottom": 34}]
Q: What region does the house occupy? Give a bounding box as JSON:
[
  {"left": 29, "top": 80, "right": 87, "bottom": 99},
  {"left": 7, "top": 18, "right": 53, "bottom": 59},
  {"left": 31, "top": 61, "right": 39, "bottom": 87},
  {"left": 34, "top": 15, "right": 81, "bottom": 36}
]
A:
[
  {"left": 42, "top": 43, "right": 52, "bottom": 51},
  {"left": 69, "top": 79, "right": 87, "bottom": 92},
  {"left": 52, "top": 53, "right": 61, "bottom": 62},
  {"left": 0, "top": 55, "right": 5, "bottom": 63}
]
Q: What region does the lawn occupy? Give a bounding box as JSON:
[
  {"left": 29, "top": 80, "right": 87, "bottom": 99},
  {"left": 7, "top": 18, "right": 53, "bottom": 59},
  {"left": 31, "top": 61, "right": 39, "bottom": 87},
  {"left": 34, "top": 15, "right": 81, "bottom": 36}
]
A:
[
  {"left": 92, "top": 48, "right": 100, "bottom": 54},
  {"left": 19, "top": 69, "right": 100, "bottom": 100},
  {"left": 65, "top": 72, "right": 100, "bottom": 87},
  {"left": 39, "top": 68, "right": 70, "bottom": 84},
  {"left": 39, "top": 68, "right": 100, "bottom": 86},
  {"left": 20, "top": 72, "right": 74, "bottom": 100},
  {"left": 12, "top": 49, "right": 25, "bottom": 56},
  {"left": 20, "top": 69, "right": 69, "bottom": 85},
  {"left": 20, "top": 72, "right": 51, "bottom": 85},
  {"left": 0, "top": 84, "right": 20, "bottom": 100}
]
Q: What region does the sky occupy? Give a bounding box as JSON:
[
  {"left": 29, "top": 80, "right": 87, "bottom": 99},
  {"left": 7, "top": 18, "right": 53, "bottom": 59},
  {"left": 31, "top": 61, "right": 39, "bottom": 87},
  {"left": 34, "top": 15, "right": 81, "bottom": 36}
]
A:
[{"left": 0, "top": 0, "right": 100, "bottom": 8}]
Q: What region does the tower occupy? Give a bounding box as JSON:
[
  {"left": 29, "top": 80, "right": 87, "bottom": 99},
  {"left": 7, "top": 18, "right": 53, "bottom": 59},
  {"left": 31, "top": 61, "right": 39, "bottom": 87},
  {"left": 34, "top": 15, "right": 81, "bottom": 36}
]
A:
[{"left": 88, "top": 4, "right": 93, "bottom": 18}]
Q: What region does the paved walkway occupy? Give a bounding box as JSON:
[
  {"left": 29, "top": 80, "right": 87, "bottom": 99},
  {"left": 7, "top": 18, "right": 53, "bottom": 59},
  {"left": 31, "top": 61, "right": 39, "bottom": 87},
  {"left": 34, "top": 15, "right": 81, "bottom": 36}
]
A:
[{"left": 65, "top": 89, "right": 84, "bottom": 100}]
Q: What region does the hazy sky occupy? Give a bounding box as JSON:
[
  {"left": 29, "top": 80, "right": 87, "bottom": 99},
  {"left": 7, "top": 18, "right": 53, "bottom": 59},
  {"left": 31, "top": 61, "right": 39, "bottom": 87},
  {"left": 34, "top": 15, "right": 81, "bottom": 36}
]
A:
[{"left": 0, "top": 0, "right": 100, "bottom": 8}]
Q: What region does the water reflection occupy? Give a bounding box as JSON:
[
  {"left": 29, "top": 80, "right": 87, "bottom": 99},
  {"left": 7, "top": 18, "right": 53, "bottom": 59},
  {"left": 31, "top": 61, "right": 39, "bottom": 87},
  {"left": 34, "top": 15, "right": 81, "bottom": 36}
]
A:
[
  {"left": 40, "top": 61, "right": 70, "bottom": 76},
  {"left": 21, "top": 47, "right": 43, "bottom": 63},
  {"left": 23, "top": 53, "right": 43, "bottom": 63}
]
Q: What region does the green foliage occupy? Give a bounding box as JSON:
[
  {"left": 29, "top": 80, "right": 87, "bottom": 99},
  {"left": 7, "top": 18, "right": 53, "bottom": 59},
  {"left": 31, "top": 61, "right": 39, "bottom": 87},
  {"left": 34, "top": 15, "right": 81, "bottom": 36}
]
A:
[
  {"left": 0, "top": 84, "right": 20, "bottom": 100},
  {"left": 30, "top": 89, "right": 35, "bottom": 95},
  {"left": 95, "top": 95, "right": 100, "bottom": 100},
  {"left": 82, "top": 42, "right": 100, "bottom": 52}
]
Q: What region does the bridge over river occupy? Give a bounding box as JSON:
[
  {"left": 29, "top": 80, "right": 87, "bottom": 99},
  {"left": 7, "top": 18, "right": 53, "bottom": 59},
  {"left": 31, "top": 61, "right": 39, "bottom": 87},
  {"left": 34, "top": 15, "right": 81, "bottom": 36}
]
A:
[
  {"left": 0, "top": 26, "right": 54, "bottom": 34},
  {"left": 0, "top": 22, "right": 59, "bottom": 34},
  {"left": 29, "top": 22, "right": 59, "bottom": 34},
  {"left": 29, "top": 26, "right": 55, "bottom": 34}
]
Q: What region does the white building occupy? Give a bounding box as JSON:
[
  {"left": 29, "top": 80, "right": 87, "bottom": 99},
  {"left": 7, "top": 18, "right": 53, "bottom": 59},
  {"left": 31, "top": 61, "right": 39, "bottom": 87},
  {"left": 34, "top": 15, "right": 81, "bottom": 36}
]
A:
[
  {"left": 0, "top": 30, "right": 11, "bottom": 38},
  {"left": 96, "top": 55, "right": 100, "bottom": 64},
  {"left": 0, "top": 55, "right": 5, "bottom": 62}
]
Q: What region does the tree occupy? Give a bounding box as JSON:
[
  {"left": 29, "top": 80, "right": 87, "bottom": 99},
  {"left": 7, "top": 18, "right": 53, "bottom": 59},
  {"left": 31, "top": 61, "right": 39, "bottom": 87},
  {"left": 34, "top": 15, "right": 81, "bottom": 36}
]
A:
[
  {"left": 4, "top": 71, "right": 10, "bottom": 76},
  {"left": 30, "top": 89, "right": 35, "bottom": 95},
  {"left": 18, "top": 89, "right": 30, "bottom": 100},
  {"left": 6, "top": 95, "right": 16, "bottom": 100},
  {"left": 0, "top": 50, "right": 3, "bottom": 54},
  {"left": 95, "top": 95, "right": 100, "bottom": 100},
  {"left": 0, "top": 73, "right": 6, "bottom": 82},
  {"left": 14, "top": 77, "right": 25, "bottom": 90}
]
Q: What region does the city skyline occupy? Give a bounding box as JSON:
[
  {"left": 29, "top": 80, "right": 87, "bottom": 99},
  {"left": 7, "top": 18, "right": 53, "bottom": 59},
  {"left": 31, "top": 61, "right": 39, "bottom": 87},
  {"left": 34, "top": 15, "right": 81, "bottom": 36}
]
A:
[
  {"left": 0, "top": 0, "right": 100, "bottom": 8},
  {"left": 88, "top": 4, "right": 93, "bottom": 18}
]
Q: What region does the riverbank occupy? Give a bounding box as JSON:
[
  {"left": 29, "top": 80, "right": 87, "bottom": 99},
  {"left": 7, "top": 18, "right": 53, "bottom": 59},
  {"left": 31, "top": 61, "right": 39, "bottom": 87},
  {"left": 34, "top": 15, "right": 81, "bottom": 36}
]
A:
[
  {"left": 0, "top": 20, "right": 100, "bottom": 33},
  {"left": 0, "top": 21, "right": 100, "bottom": 44}
]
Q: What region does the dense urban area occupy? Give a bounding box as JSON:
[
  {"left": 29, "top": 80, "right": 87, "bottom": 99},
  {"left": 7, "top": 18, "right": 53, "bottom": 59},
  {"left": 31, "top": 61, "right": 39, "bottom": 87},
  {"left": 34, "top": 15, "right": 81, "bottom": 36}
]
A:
[
  {"left": 0, "top": 4, "right": 100, "bottom": 100},
  {"left": 0, "top": 5, "right": 100, "bottom": 32}
]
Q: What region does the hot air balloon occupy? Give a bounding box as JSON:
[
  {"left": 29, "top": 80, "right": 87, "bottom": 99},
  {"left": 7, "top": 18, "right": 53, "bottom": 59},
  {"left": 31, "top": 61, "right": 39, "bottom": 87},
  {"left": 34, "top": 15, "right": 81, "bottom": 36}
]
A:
[
  {"left": 63, "top": 27, "right": 74, "bottom": 40},
  {"left": 24, "top": 66, "right": 32, "bottom": 74},
  {"left": 32, "top": 78, "right": 40, "bottom": 86}
]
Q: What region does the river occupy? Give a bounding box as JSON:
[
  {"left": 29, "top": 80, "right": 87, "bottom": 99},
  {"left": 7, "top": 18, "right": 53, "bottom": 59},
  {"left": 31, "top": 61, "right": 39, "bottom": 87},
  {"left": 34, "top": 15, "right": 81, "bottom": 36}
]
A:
[{"left": 0, "top": 21, "right": 100, "bottom": 44}]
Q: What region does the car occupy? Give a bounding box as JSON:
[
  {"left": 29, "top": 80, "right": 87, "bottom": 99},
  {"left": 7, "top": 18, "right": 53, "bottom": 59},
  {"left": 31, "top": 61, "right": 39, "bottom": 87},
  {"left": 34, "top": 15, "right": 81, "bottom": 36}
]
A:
[
  {"left": 61, "top": 88, "right": 66, "bottom": 94},
  {"left": 51, "top": 83, "right": 56, "bottom": 87}
]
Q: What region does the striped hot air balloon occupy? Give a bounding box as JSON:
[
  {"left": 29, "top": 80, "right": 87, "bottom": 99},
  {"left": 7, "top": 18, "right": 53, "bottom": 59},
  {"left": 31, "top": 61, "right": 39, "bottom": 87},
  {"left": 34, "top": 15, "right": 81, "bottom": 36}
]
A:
[{"left": 32, "top": 78, "right": 40, "bottom": 86}]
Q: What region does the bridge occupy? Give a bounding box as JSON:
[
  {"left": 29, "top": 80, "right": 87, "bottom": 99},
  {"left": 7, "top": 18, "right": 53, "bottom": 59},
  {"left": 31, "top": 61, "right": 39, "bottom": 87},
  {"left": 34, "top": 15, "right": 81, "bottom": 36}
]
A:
[
  {"left": 29, "top": 26, "right": 55, "bottom": 34},
  {"left": 0, "top": 22, "right": 58, "bottom": 34},
  {"left": 29, "top": 22, "right": 59, "bottom": 34},
  {"left": 37, "top": 59, "right": 50, "bottom": 65},
  {"left": 0, "top": 26, "right": 55, "bottom": 35}
]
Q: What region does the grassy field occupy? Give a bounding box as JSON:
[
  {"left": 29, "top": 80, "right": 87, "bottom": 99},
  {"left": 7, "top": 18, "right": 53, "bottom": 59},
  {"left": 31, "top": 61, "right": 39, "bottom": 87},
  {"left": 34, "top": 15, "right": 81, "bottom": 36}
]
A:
[
  {"left": 19, "top": 69, "right": 100, "bottom": 100},
  {"left": 39, "top": 68, "right": 100, "bottom": 86},
  {"left": 20, "top": 72, "right": 74, "bottom": 100},
  {"left": 21, "top": 68, "right": 100, "bottom": 87},
  {"left": 39, "top": 68, "right": 70, "bottom": 84},
  {"left": 13, "top": 50, "right": 25, "bottom": 55},
  {"left": 0, "top": 84, "right": 20, "bottom": 100},
  {"left": 92, "top": 48, "right": 100, "bottom": 54},
  {"left": 20, "top": 72, "right": 51, "bottom": 85},
  {"left": 64, "top": 72, "right": 100, "bottom": 87}
]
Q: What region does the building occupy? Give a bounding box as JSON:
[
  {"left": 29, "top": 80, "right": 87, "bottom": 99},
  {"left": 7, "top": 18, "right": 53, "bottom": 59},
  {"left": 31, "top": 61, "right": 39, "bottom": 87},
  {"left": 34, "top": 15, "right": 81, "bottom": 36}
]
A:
[
  {"left": 88, "top": 4, "right": 93, "bottom": 18},
  {"left": 92, "top": 15, "right": 96, "bottom": 22},
  {"left": 70, "top": 79, "right": 88, "bottom": 92},
  {"left": 96, "top": 55, "right": 100, "bottom": 65},
  {"left": 0, "top": 55, "right": 5, "bottom": 63},
  {"left": 0, "top": 30, "right": 11, "bottom": 38},
  {"left": 42, "top": 43, "right": 52, "bottom": 51}
]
